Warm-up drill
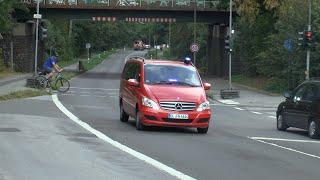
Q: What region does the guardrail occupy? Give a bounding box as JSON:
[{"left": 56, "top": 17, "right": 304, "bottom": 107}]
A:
[{"left": 21, "top": 0, "right": 222, "bottom": 10}]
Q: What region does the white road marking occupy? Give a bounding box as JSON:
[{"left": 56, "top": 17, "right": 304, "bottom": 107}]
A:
[
  {"left": 234, "top": 107, "right": 244, "bottom": 110},
  {"left": 61, "top": 94, "right": 108, "bottom": 98},
  {"left": 69, "top": 87, "right": 118, "bottom": 91},
  {"left": 72, "top": 105, "right": 108, "bottom": 110},
  {"left": 249, "top": 138, "right": 320, "bottom": 160},
  {"left": 249, "top": 137, "right": 320, "bottom": 144},
  {"left": 218, "top": 100, "right": 240, "bottom": 105},
  {"left": 268, "top": 116, "right": 276, "bottom": 119},
  {"left": 52, "top": 94, "right": 195, "bottom": 180},
  {"left": 210, "top": 104, "right": 235, "bottom": 107},
  {"left": 251, "top": 111, "right": 262, "bottom": 115}
]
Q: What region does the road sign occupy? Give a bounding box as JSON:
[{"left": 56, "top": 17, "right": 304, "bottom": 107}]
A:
[
  {"left": 284, "top": 39, "right": 293, "bottom": 52},
  {"left": 33, "top": 14, "right": 42, "bottom": 19},
  {"left": 86, "top": 43, "right": 91, "bottom": 49},
  {"left": 190, "top": 43, "right": 199, "bottom": 53}
]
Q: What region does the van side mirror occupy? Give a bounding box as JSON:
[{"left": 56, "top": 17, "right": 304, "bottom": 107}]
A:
[
  {"left": 203, "top": 83, "right": 211, "bottom": 90},
  {"left": 284, "top": 91, "right": 292, "bottom": 99},
  {"left": 128, "top": 79, "right": 139, "bottom": 87}
]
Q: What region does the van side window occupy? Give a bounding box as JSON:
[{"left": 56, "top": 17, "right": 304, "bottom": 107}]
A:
[
  {"left": 134, "top": 63, "right": 141, "bottom": 82},
  {"left": 123, "top": 63, "right": 135, "bottom": 80},
  {"left": 123, "top": 62, "right": 141, "bottom": 81}
]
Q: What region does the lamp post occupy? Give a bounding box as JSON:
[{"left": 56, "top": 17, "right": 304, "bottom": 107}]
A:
[
  {"left": 306, "top": 0, "right": 312, "bottom": 80},
  {"left": 193, "top": 0, "right": 197, "bottom": 66},
  {"left": 34, "top": 0, "right": 40, "bottom": 75},
  {"left": 228, "top": 0, "right": 233, "bottom": 90}
]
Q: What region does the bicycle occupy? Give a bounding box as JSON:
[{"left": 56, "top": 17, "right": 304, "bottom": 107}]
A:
[{"left": 35, "top": 71, "right": 70, "bottom": 93}]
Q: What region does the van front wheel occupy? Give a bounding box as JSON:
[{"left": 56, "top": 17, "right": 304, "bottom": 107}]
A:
[
  {"left": 136, "top": 112, "right": 145, "bottom": 131},
  {"left": 197, "top": 127, "right": 208, "bottom": 134}
]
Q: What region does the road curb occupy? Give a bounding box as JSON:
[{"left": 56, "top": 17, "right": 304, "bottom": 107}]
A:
[{"left": 0, "top": 75, "right": 32, "bottom": 87}]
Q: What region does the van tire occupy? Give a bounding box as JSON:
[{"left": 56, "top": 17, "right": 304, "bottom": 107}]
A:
[
  {"left": 120, "top": 104, "right": 129, "bottom": 122},
  {"left": 136, "top": 112, "right": 145, "bottom": 131},
  {"left": 197, "top": 127, "right": 208, "bottom": 134},
  {"left": 308, "top": 120, "right": 320, "bottom": 139}
]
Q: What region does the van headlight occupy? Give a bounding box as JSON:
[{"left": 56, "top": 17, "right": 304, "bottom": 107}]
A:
[
  {"left": 197, "top": 101, "right": 210, "bottom": 112},
  {"left": 142, "top": 97, "right": 159, "bottom": 110}
]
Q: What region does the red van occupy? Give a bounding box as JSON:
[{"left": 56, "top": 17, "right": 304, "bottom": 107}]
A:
[{"left": 119, "top": 57, "right": 211, "bottom": 133}]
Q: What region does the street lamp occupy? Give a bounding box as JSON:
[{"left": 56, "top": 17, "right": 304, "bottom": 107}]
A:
[
  {"left": 228, "top": 0, "right": 233, "bottom": 90},
  {"left": 34, "top": 0, "right": 41, "bottom": 75},
  {"left": 306, "top": 0, "right": 312, "bottom": 80},
  {"left": 193, "top": 0, "right": 197, "bottom": 66}
]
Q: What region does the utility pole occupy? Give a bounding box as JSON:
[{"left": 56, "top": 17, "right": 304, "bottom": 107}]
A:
[
  {"left": 168, "top": 22, "right": 171, "bottom": 56},
  {"left": 34, "top": 0, "right": 40, "bottom": 75},
  {"left": 193, "top": 0, "right": 197, "bottom": 66},
  {"left": 228, "top": 0, "right": 233, "bottom": 89},
  {"left": 306, "top": 0, "right": 312, "bottom": 80}
]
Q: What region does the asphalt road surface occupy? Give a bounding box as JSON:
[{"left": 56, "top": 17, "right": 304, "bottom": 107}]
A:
[
  {"left": 57, "top": 50, "right": 320, "bottom": 180},
  {"left": 1, "top": 50, "right": 319, "bottom": 180}
]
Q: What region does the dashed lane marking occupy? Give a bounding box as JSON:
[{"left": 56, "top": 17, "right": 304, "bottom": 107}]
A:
[
  {"left": 72, "top": 105, "right": 108, "bottom": 110},
  {"left": 218, "top": 100, "right": 240, "bottom": 105},
  {"left": 268, "top": 116, "right": 276, "bottom": 119},
  {"left": 69, "top": 87, "right": 118, "bottom": 91},
  {"left": 52, "top": 94, "right": 195, "bottom": 180},
  {"left": 210, "top": 104, "right": 235, "bottom": 107},
  {"left": 234, "top": 107, "right": 244, "bottom": 110},
  {"left": 250, "top": 111, "right": 262, "bottom": 114},
  {"left": 61, "top": 94, "right": 108, "bottom": 98},
  {"left": 248, "top": 137, "right": 320, "bottom": 160}
]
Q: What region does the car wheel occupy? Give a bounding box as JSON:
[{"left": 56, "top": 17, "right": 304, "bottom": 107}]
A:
[
  {"left": 197, "top": 127, "right": 208, "bottom": 134},
  {"left": 120, "top": 104, "right": 129, "bottom": 122},
  {"left": 308, "top": 120, "right": 320, "bottom": 139},
  {"left": 277, "top": 113, "right": 288, "bottom": 131},
  {"left": 135, "top": 112, "right": 145, "bottom": 131}
]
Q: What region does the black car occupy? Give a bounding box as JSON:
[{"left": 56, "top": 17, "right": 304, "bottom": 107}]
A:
[{"left": 277, "top": 80, "right": 320, "bottom": 139}]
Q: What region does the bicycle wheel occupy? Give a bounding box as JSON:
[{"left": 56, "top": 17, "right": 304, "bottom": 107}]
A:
[
  {"left": 35, "top": 76, "right": 47, "bottom": 89},
  {"left": 55, "top": 78, "right": 70, "bottom": 93}
]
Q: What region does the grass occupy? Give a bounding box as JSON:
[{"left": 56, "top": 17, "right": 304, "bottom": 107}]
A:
[
  {"left": 0, "top": 60, "right": 18, "bottom": 79},
  {"left": 58, "top": 49, "right": 116, "bottom": 80},
  {"left": 0, "top": 90, "right": 49, "bottom": 101},
  {"left": 232, "top": 74, "right": 284, "bottom": 94},
  {"left": 0, "top": 70, "right": 18, "bottom": 79},
  {"left": 0, "top": 49, "right": 116, "bottom": 101}
]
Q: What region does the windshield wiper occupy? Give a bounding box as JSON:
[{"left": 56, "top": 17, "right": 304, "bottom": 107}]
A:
[
  {"left": 174, "top": 81, "right": 200, "bottom": 87},
  {"left": 150, "top": 81, "right": 173, "bottom": 85},
  {"left": 150, "top": 81, "right": 199, "bottom": 87}
]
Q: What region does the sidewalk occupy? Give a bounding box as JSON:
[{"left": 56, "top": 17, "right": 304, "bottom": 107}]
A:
[
  {"left": 203, "top": 77, "right": 285, "bottom": 108},
  {"left": 0, "top": 73, "right": 33, "bottom": 96},
  {"left": 0, "top": 63, "right": 79, "bottom": 97}
]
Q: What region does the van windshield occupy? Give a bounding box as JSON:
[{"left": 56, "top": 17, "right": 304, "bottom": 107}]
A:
[{"left": 144, "top": 64, "right": 201, "bottom": 87}]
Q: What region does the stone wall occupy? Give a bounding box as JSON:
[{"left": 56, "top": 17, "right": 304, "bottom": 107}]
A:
[{"left": 0, "top": 23, "right": 45, "bottom": 73}]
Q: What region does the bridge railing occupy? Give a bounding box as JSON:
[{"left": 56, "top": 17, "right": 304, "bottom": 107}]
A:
[{"left": 21, "top": 0, "right": 222, "bottom": 10}]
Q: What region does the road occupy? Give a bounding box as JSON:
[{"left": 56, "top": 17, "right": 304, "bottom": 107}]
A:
[{"left": 0, "top": 50, "right": 319, "bottom": 180}]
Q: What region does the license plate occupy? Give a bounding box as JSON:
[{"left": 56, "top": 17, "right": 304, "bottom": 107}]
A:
[{"left": 168, "top": 114, "right": 189, "bottom": 119}]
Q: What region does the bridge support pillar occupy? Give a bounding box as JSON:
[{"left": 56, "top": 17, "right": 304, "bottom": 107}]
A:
[{"left": 206, "top": 24, "right": 228, "bottom": 77}]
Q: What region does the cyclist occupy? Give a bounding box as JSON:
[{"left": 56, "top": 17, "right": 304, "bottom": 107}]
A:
[{"left": 42, "top": 54, "right": 63, "bottom": 80}]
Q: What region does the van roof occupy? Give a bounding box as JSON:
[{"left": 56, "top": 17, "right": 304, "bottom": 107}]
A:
[{"left": 126, "top": 57, "right": 193, "bottom": 67}]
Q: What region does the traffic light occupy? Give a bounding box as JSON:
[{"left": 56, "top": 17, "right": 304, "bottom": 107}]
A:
[
  {"left": 39, "top": 22, "right": 48, "bottom": 41},
  {"left": 298, "top": 31, "right": 306, "bottom": 49},
  {"left": 305, "top": 31, "right": 317, "bottom": 50},
  {"left": 225, "top": 36, "right": 232, "bottom": 52}
]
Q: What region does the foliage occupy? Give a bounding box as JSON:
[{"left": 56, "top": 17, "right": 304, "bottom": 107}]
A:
[
  {"left": 170, "top": 23, "right": 208, "bottom": 67},
  {"left": 234, "top": 0, "right": 320, "bottom": 92},
  {"left": 0, "top": 0, "right": 28, "bottom": 33}
]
